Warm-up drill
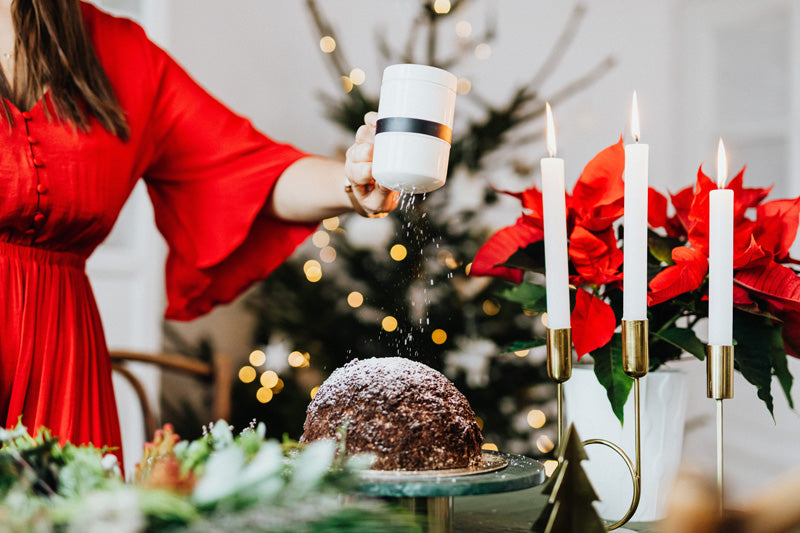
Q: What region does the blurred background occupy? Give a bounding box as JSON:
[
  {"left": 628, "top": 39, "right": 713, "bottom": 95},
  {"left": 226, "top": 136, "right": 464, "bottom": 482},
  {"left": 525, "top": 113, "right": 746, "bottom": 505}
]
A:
[{"left": 86, "top": 0, "right": 800, "bottom": 504}]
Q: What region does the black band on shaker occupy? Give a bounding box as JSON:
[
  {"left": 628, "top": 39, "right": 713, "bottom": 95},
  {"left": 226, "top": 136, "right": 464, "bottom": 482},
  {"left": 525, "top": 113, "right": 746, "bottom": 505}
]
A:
[{"left": 376, "top": 117, "right": 453, "bottom": 144}]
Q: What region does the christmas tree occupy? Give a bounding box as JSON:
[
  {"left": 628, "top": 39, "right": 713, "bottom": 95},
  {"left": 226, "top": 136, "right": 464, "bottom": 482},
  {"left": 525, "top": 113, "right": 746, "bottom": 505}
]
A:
[
  {"left": 176, "top": 1, "right": 615, "bottom": 458},
  {"left": 532, "top": 424, "right": 606, "bottom": 533}
]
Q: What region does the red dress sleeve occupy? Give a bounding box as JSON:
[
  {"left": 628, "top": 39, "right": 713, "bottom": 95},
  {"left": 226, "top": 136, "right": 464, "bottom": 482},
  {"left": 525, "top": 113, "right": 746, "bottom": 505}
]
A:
[{"left": 140, "top": 38, "right": 316, "bottom": 320}]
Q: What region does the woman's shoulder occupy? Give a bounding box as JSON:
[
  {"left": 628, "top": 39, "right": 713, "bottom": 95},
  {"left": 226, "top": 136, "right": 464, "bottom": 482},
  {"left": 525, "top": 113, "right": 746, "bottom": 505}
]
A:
[
  {"left": 79, "top": 2, "right": 163, "bottom": 98},
  {"left": 80, "top": 2, "right": 150, "bottom": 49}
]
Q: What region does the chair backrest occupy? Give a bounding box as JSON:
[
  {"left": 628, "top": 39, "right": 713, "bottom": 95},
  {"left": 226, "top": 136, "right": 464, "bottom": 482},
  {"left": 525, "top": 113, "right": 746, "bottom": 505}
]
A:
[{"left": 109, "top": 350, "right": 233, "bottom": 439}]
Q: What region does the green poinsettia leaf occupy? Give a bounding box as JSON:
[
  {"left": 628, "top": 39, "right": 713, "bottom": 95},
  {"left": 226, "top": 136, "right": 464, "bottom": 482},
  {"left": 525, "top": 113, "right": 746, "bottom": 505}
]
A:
[
  {"left": 500, "top": 242, "right": 546, "bottom": 273},
  {"left": 497, "top": 282, "right": 548, "bottom": 312},
  {"left": 771, "top": 348, "right": 794, "bottom": 410},
  {"left": 652, "top": 327, "right": 706, "bottom": 361},
  {"left": 591, "top": 335, "right": 633, "bottom": 425},
  {"left": 505, "top": 339, "right": 546, "bottom": 353},
  {"left": 647, "top": 231, "right": 681, "bottom": 265},
  {"left": 733, "top": 311, "right": 781, "bottom": 417}
]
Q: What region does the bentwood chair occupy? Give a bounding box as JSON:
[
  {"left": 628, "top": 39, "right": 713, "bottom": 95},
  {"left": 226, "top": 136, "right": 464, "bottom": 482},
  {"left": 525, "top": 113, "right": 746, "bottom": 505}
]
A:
[{"left": 109, "top": 350, "right": 233, "bottom": 439}]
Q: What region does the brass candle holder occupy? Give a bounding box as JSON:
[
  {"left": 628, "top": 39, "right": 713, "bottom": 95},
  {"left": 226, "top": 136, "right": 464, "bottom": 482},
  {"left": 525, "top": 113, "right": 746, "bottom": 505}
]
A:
[
  {"left": 707, "top": 344, "right": 733, "bottom": 512},
  {"left": 547, "top": 319, "right": 648, "bottom": 530},
  {"left": 547, "top": 327, "right": 572, "bottom": 442}
]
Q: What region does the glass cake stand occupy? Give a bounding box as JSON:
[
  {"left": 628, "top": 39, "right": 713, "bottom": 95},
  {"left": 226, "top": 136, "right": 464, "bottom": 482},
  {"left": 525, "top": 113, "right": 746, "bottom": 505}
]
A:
[{"left": 356, "top": 451, "right": 546, "bottom": 533}]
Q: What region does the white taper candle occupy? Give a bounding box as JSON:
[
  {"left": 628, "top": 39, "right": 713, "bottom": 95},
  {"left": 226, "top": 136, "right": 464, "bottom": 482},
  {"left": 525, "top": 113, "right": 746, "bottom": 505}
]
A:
[
  {"left": 623, "top": 92, "right": 649, "bottom": 320},
  {"left": 709, "top": 139, "right": 733, "bottom": 345},
  {"left": 541, "top": 103, "right": 571, "bottom": 329}
]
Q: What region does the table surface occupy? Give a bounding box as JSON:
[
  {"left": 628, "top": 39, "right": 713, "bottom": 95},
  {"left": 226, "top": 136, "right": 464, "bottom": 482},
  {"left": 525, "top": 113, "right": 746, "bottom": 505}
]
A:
[{"left": 453, "top": 486, "right": 656, "bottom": 533}]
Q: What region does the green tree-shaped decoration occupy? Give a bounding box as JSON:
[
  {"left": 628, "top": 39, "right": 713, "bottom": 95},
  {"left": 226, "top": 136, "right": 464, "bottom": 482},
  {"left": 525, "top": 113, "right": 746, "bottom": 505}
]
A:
[{"left": 532, "top": 424, "right": 605, "bottom": 533}]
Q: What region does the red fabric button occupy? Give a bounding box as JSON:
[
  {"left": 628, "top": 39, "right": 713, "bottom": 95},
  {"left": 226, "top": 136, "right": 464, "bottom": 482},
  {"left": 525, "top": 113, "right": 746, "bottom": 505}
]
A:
[
  {"left": 27, "top": 135, "right": 38, "bottom": 144},
  {"left": 36, "top": 184, "right": 48, "bottom": 194},
  {"left": 21, "top": 111, "right": 32, "bottom": 120},
  {"left": 32, "top": 158, "right": 43, "bottom": 167}
]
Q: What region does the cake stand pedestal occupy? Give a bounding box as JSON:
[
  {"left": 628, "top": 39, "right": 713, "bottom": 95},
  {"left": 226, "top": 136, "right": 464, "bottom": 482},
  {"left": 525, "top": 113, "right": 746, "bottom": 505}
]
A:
[{"left": 356, "top": 451, "right": 545, "bottom": 533}]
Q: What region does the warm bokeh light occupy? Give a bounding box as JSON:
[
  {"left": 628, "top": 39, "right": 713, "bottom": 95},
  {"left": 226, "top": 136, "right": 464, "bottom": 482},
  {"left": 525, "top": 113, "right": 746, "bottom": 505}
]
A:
[
  {"left": 310, "top": 386, "right": 320, "bottom": 399},
  {"left": 272, "top": 378, "right": 284, "bottom": 394},
  {"left": 349, "top": 68, "right": 366, "bottom": 86},
  {"left": 311, "top": 230, "right": 330, "bottom": 248},
  {"left": 288, "top": 351, "right": 307, "bottom": 368},
  {"left": 319, "top": 35, "right": 336, "bottom": 53},
  {"left": 320, "top": 246, "right": 337, "bottom": 263},
  {"left": 249, "top": 350, "right": 266, "bottom": 367},
  {"left": 475, "top": 43, "right": 491, "bottom": 60},
  {"left": 340, "top": 75, "right": 354, "bottom": 93},
  {"left": 431, "top": 329, "right": 447, "bottom": 344},
  {"left": 536, "top": 435, "right": 555, "bottom": 454},
  {"left": 482, "top": 300, "right": 500, "bottom": 316},
  {"left": 456, "top": 77, "right": 472, "bottom": 95},
  {"left": 481, "top": 443, "right": 499, "bottom": 451},
  {"left": 433, "top": 0, "right": 451, "bottom": 14},
  {"left": 527, "top": 409, "right": 547, "bottom": 429},
  {"left": 475, "top": 416, "right": 484, "bottom": 430},
  {"left": 256, "top": 387, "right": 273, "bottom": 404},
  {"left": 382, "top": 315, "right": 398, "bottom": 332},
  {"left": 238, "top": 366, "right": 256, "bottom": 384},
  {"left": 390, "top": 244, "right": 408, "bottom": 261},
  {"left": 347, "top": 291, "right": 364, "bottom": 308},
  {"left": 514, "top": 349, "right": 530, "bottom": 358},
  {"left": 541, "top": 313, "right": 549, "bottom": 328},
  {"left": 455, "top": 20, "right": 472, "bottom": 38},
  {"left": 544, "top": 459, "right": 559, "bottom": 477},
  {"left": 465, "top": 262, "right": 472, "bottom": 276},
  {"left": 322, "top": 217, "right": 340, "bottom": 231},
  {"left": 304, "top": 259, "right": 322, "bottom": 282},
  {"left": 260, "top": 370, "right": 279, "bottom": 389}
]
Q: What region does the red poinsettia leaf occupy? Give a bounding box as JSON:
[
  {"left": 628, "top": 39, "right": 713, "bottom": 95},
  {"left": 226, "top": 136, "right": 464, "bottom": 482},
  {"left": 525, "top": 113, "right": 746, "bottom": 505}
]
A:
[
  {"left": 733, "top": 285, "right": 754, "bottom": 306},
  {"left": 734, "top": 235, "right": 772, "bottom": 270},
  {"left": 647, "top": 246, "right": 709, "bottom": 306},
  {"left": 568, "top": 226, "right": 623, "bottom": 286},
  {"left": 496, "top": 186, "right": 545, "bottom": 228},
  {"left": 571, "top": 137, "right": 625, "bottom": 231},
  {"left": 669, "top": 184, "right": 695, "bottom": 234},
  {"left": 648, "top": 187, "right": 669, "bottom": 230},
  {"left": 727, "top": 167, "right": 772, "bottom": 213},
  {"left": 686, "top": 166, "right": 717, "bottom": 256},
  {"left": 754, "top": 197, "right": 800, "bottom": 261},
  {"left": 735, "top": 261, "right": 800, "bottom": 311},
  {"left": 471, "top": 216, "right": 544, "bottom": 283},
  {"left": 571, "top": 288, "right": 616, "bottom": 360}
]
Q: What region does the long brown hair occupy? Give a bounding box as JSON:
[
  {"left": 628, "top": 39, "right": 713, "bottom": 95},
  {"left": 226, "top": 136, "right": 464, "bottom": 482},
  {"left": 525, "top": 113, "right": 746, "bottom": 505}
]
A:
[{"left": 0, "top": 0, "right": 129, "bottom": 140}]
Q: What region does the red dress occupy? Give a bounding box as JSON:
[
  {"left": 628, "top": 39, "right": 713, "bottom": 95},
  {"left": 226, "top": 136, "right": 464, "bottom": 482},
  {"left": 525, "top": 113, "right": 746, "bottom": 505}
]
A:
[{"left": 0, "top": 4, "right": 314, "bottom": 461}]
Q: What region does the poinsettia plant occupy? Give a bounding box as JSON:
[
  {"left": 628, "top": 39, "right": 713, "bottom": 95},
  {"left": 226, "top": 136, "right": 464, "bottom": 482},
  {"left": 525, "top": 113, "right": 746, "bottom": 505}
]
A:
[{"left": 471, "top": 138, "right": 798, "bottom": 422}]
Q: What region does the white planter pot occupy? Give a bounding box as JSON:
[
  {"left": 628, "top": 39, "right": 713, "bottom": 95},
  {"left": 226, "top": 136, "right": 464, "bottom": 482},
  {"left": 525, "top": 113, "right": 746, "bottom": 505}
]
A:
[{"left": 563, "top": 366, "right": 688, "bottom": 522}]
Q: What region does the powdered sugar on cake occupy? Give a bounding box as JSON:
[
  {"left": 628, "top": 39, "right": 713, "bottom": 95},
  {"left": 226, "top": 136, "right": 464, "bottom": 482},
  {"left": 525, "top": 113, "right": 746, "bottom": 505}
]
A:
[{"left": 301, "top": 357, "right": 483, "bottom": 470}]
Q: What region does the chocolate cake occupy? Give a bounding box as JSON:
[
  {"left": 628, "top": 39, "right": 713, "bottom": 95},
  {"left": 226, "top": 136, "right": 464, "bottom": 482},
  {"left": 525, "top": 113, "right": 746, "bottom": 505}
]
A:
[{"left": 301, "top": 357, "right": 483, "bottom": 470}]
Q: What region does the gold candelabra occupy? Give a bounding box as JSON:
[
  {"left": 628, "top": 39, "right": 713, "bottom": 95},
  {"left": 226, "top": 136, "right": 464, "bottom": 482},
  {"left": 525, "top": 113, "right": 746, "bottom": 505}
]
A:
[
  {"left": 548, "top": 319, "right": 648, "bottom": 530},
  {"left": 707, "top": 344, "right": 733, "bottom": 512}
]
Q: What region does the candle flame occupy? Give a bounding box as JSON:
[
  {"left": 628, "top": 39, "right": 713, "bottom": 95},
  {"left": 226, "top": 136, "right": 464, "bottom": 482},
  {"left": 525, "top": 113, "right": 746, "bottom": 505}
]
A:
[
  {"left": 717, "top": 138, "right": 728, "bottom": 188},
  {"left": 631, "top": 91, "right": 640, "bottom": 143},
  {"left": 545, "top": 102, "right": 556, "bottom": 158}
]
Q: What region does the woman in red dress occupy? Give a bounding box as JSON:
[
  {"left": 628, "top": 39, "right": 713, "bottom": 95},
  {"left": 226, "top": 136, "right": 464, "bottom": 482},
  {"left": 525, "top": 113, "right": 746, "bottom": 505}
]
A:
[{"left": 0, "top": 0, "right": 397, "bottom": 463}]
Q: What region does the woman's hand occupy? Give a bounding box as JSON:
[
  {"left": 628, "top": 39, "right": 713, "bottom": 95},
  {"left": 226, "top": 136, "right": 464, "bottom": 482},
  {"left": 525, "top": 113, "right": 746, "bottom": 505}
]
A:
[{"left": 344, "top": 112, "right": 400, "bottom": 216}]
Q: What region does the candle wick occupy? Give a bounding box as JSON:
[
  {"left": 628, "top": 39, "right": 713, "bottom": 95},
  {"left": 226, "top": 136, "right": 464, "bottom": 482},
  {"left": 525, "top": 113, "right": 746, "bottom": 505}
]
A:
[{"left": 634, "top": 135, "right": 639, "bottom": 144}]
